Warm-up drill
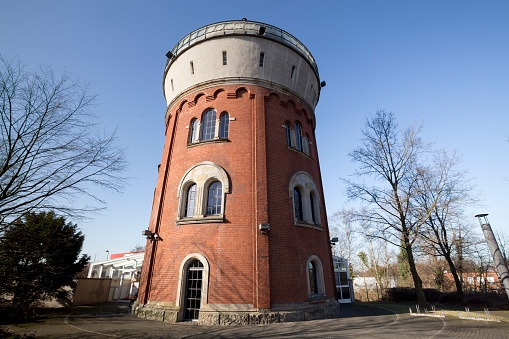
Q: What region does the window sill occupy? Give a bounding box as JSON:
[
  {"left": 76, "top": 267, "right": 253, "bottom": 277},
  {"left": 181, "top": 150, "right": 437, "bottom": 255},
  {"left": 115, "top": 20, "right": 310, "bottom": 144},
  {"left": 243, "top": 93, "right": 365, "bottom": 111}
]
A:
[
  {"left": 308, "top": 294, "right": 328, "bottom": 302},
  {"left": 288, "top": 146, "right": 313, "bottom": 161},
  {"left": 188, "top": 138, "right": 228, "bottom": 148},
  {"left": 176, "top": 215, "right": 224, "bottom": 225},
  {"left": 295, "top": 221, "right": 322, "bottom": 231}
]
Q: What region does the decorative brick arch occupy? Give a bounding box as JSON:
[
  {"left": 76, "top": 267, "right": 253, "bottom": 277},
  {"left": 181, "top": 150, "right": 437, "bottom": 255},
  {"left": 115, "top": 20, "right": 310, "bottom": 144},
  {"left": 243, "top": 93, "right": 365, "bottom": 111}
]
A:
[
  {"left": 235, "top": 87, "right": 249, "bottom": 98},
  {"left": 213, "top": 88, "right": 226, "bottom": 99},
  {"left": 192, "top": 93, "right": 205, "bottom": 105},
  {"left": 265, "top": 92, "right": 281, "bottom": 102}
]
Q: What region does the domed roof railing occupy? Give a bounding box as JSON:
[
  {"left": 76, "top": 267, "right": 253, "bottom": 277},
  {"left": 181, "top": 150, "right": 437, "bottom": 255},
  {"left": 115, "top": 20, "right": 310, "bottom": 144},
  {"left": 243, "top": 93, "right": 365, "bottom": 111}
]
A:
[{"left": 165, "top": 19, "right": 319, "bottom": 78}]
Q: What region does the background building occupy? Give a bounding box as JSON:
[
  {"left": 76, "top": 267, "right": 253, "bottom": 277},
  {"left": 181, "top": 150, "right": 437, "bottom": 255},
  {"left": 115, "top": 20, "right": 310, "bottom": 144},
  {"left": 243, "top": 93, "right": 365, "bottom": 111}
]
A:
[{"left": 134, "top": 19, "right": 339, "bottom": 324}]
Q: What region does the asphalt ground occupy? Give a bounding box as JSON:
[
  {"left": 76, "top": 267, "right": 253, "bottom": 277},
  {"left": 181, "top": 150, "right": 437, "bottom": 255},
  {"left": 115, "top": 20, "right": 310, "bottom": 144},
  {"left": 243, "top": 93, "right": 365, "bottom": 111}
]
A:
[{"left": 2, "top": 302, "right": 509, "bottom": 338}]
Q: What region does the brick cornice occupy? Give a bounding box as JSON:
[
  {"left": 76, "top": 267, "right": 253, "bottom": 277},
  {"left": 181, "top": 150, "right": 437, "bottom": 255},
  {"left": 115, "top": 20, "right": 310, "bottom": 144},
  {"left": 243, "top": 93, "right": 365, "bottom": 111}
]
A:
[{"left": 165, "top": 77, "right": 316, "bottom": 127}]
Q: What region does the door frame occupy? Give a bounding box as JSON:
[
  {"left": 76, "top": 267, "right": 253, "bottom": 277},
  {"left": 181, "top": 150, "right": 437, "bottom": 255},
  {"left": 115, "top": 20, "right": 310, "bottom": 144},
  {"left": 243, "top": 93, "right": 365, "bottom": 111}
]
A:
[{"left": 176, "top": 253, "right": 209, "bottom": 321}]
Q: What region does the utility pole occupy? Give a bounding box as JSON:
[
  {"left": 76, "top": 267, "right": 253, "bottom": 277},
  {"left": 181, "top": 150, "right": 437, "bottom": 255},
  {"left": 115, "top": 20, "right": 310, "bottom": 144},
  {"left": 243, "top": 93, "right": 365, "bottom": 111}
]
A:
[{"left": 475, "top": 214, "right": 509, "bottom": 300}]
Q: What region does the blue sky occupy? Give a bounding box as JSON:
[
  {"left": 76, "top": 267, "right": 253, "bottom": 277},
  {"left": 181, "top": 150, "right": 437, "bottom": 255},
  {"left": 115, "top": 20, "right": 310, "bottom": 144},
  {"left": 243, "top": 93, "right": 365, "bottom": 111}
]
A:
[{"left": 2, "top": 0, "right": 508, "bottom": 260}]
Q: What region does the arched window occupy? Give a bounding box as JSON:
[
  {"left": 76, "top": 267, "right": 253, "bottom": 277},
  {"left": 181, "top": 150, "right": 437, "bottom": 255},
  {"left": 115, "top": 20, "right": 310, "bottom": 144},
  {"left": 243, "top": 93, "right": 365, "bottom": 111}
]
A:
[
  {"left": 177, "top": 162, "right": 229, "bottom": 224},
  {"left": 206, "top": 181, "right": 222, "bottom": 216},
  {"left": 285, "top": 122, "right": 292, "bottom": 146},
  {"left": 219, "top": 113, "right": 229, "bottom": 139},
  {"left": 201, "top": 109, "right": 216, "bottom": 141},
  {"left": 308, "top": 261, "right": 319, "bottom": 295},
  {"left": 289, "top": 171, "right": 321, "bottom": 227},
  {"left": 293, "top": 187, "right": 303, "bottom": 221},
  {"left": 306, "top": 256, "right": 325, "bottom": 298},
  {"left": 189, "top": 119, "right": 198, "bottom": 144},
  {"left": 184, "top": 184, "right": 197, "bottom": 217},
  {"left": 295, "top": 122, "right": 303, "bottom": 151},
  {"left": 310, "top": 193, "right": 316, "bottom": 224}
]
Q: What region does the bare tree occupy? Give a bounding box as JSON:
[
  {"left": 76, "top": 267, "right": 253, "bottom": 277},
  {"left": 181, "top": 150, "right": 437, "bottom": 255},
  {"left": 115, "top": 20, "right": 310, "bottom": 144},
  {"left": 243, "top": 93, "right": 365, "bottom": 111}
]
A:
[
  {"left": 471, "top": 240, "right": 493, "bottom": 293},
  {"left": 329, "top": 209, "right": 356, "bottom": 263},
  {"left": 130, "top": 244, "right": 146, "bottom": 252},
  {"left": 358, "top": 216, "right": 391, "bottom": 297},
  {"left": 344, "top": 110, "right": 448, "bottom": 307},
  {"left": 0, "top": 56, "right": 126, "bottom": 231},
  {"left": 415, "top": 150, "right": 476, "bottom": 297}
]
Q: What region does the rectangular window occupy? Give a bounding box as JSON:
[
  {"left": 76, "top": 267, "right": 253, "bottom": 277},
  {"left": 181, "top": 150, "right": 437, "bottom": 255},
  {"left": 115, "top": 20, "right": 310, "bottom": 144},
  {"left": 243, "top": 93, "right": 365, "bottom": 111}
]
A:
[
  {"left": 185, "top": 184, "right": 197, "bottom": 217},
  {"left": 219, "top": 113, "right": 229, "bottom": 138},
  {"left": 259, "top": 52, "right": 264, "bottom": 67},
  {"left": 291, "top": 66, "right": 295, "bottom": 78},
  {"left": 171, "top": 79, "right": 174, "bottom": 91},
  {"left": 190, "top": 61, "right": 194, "bottom": 74},
  {"left": 222, "top": 51, "right": 227, "bottom": 65}
]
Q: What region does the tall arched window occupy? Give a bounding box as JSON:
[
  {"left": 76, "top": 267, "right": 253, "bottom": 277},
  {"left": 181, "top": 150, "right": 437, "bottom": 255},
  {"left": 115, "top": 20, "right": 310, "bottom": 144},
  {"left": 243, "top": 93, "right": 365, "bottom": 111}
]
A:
[
  {"left": 189, "top": 119, "right": 198, "bottom": 144},
  {"left": 306, "top": 256, "right": 325, "bottom": 298},
  {"left": 201, "top": 109, "right": 216, "bottom": 141},
  {"left": 308, "top": 261, "right": 319, "bottom": 295},
  {"left": 295, "top": 122, "right": 303, "bottom": 151},
  {"left": 293, "top": 187, "right": 303, "bottom": 221},
  {"left": 285, "top": 122, "right": 292, "bottom": 146},
  {"left": 219, "top": 113, "right": 229, "bottom": 139},
  {"left": 310, "top": 193, "right": 316, "bottom": 224},
  {"left": 206, "top": 181, "right": 222, "bottom": 216},
  {"left": 185, "top": 184, "right": 197, "bottom": 217}
]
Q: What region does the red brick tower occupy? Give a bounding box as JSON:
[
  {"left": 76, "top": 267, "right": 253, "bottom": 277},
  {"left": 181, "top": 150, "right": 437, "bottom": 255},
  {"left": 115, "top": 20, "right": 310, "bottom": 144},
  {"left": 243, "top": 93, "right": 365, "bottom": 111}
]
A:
[{"left": 135, "top": 20, "right": 339, "bottom": 324}]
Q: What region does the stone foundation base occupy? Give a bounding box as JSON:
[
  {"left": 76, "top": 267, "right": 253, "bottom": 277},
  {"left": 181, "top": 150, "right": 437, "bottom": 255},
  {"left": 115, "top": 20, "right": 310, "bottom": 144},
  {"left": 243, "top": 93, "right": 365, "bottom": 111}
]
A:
[
  {"left": 131, "top": 300, "right": 179, "bottom": 323},
  {"left": 132, "top": 299, "right": 340, "bottom": 325}
]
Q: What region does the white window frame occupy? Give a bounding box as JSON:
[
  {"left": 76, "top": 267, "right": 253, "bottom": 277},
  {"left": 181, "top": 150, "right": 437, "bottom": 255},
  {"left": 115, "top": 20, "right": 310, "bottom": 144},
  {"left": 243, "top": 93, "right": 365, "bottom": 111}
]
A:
[
  {"left": 286, "top": 121, "right": 310, "bottom": 156},
  {"left": 188, "top": 118, "right": 199, "bottom": 144},
  {"left": 219, "top": 112, "right": 230, "bottom": 139},
  {"left": 295, "top": 122, "right": 303, "bottom": 151},
  {"left": 187, "top": 110, "right": 230, "bottom": 146},
  {"left": 201, "top": 109, "right": 216, "bottom": 141},
  {"left": 183, "top": 182, "right": 197, "bottom": 217}
]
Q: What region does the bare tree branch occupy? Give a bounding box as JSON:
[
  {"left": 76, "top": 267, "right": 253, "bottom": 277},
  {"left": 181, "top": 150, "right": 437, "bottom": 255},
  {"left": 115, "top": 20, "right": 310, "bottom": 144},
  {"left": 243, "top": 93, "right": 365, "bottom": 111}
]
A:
[{"left": 0, "top": 56, "right": 127, "bottom": 230}]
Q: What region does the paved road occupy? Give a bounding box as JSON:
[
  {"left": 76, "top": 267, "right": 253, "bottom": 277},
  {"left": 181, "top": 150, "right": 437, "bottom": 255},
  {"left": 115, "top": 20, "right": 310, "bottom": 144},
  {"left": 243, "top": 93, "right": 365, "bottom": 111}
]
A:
[{"left": 2, "top": 303, "right": 509, "bottom": 338}]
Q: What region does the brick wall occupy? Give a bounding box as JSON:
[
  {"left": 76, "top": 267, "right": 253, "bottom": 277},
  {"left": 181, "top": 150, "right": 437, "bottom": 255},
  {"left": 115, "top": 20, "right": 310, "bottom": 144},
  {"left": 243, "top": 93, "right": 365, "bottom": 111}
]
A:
[{"left": 138, "top": 84, "right": 335, "bottom": 309}]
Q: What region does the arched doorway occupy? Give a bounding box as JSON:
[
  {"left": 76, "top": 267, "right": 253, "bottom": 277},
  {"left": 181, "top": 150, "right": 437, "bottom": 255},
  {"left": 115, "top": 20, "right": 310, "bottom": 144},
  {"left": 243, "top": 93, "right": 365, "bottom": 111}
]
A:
[{"left": 184, "top": 259, "right": 204, "bottom": 320}]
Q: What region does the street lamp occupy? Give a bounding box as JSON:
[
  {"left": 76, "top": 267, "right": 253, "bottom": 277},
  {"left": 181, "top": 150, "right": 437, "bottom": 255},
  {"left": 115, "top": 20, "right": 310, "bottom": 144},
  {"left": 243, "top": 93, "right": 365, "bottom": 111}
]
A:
[{"left": 475, "top": 214, "right": 509, "bottom": 300}]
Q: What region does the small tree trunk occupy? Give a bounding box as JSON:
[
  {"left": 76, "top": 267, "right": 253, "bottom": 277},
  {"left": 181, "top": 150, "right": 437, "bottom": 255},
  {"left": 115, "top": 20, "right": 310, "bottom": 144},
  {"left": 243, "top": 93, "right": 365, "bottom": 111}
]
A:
[
  {"left": 404, "top": 239, "right": 429, "bottom": 308},
  {"left": 444, "top": 254, "right": 464, "bottom": 298}
]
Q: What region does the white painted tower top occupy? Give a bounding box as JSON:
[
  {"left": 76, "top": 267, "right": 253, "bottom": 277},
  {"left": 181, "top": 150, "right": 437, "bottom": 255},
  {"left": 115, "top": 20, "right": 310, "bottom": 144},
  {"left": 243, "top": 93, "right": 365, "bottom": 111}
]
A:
[{"left": 163, "top": 19, "right": 322, "bottom": 115}]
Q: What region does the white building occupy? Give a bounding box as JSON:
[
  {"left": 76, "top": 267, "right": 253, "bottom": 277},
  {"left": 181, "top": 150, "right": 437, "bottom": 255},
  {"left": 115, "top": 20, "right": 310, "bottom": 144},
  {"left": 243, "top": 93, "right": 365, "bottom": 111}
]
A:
[
  {"left": 87, "top": 252, "right": 144, "bottom": 300},
  {"left": 333, "top": 256, "right": 354, "bottom": 303}
]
